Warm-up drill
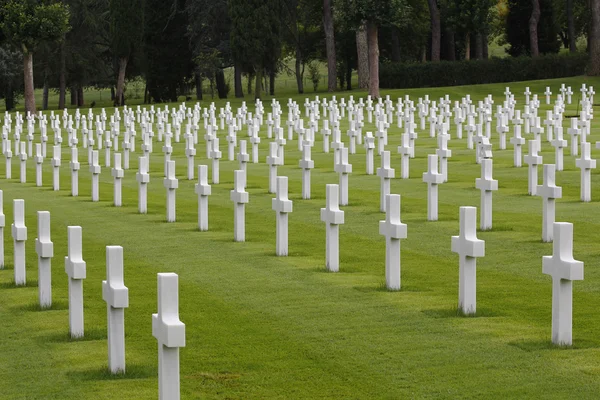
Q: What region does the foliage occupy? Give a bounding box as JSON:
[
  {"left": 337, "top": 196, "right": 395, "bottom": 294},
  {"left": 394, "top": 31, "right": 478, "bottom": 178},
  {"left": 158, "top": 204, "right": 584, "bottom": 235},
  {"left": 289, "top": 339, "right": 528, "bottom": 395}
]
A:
[
  {"left": 0, "top": 0, "right": 70, "bottom": 53},
  {"left": 0, "top": 43, "right": 21, "bottom": 109},
  {"left": 109, "top": 0, "right": 144, "bottom": 59},
  {"left": 445, "top": 0, "right": 495, "bottom": 34},
  {"left": 307, "top": 60, "right": 320, "bottom": 91},
  {"left": 380, "top": 52, "right": 588, "bottom": 88},
  {"left": 504, "top": 0, "right": 560, "bottom": 56}
]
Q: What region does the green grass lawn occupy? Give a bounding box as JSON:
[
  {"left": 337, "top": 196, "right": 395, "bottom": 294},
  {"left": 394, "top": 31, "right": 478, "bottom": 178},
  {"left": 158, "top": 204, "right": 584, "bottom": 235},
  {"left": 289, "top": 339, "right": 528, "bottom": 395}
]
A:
[{"left": 2, "top": 76, "right": 600, "bottom": 398}]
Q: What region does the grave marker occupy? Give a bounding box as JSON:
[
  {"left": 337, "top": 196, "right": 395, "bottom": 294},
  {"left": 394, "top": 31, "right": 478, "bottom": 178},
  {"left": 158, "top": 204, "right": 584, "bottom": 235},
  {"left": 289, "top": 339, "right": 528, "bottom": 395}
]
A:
[
  {"left": 35, "top": 211, "right": 53, "bottom": 308},
  {"left": 11, "top": 199, "right": 27, "bottom": 286},
  {"left": 272, "top": 176, "right": 292, "bottom": 256},
  {"left": 195, "top": 165, "right": 211, "bottom": 231},
  {"left": 320, "top": 184, "right": 344, "bottom": 272},
  {"left": 65, "top": 226, "right": 86, "bottom": 338},
  {"left": 379, "top": 194, "right": 407, "bottom": 290}
]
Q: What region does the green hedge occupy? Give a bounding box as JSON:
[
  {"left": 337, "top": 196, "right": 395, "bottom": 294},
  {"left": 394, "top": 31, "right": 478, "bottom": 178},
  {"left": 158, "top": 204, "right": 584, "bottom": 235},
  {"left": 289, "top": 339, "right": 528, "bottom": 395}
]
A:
[{"left": 379, "top": 53, "right": 589, "bottom": 89}]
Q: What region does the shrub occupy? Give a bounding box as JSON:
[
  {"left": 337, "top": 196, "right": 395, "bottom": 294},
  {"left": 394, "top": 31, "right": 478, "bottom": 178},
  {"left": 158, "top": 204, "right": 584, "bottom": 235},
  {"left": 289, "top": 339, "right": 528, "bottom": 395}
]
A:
[{"left": 379, "top": 53, "right": 588, "bottom": 89}]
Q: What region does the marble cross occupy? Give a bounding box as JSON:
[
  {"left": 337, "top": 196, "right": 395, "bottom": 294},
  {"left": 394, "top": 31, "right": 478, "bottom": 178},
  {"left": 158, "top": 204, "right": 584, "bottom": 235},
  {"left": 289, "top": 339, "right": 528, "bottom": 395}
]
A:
[
  {"left": 65, "top": 226, "right": 86, "bottom": 338},
  {"left": 35, "top": 211, "right": 53, "bottom": 308},
  {"left": 299, "top": 144, "right": 314, "bottom": 200},
  {"left": 52, "top": 145, "right": 61, "bottom": 191},
  {"left": 542, "top": 222, "right": 583, "bottom": 346},
  {"left": 34, "top": 143, "right": 43, "bottom": 187},
  {"left": 102, "top": 246, "right": 129, "bottom": 374},
  {"left": 422, "top": 154, "right": 444, "bottom": 221},
  {"left": 335, "top": 147, "right": 352, "bottom": 206},
  {"left": 152, "top": 273, "right": 185, "bottom": 400},
  {"left": 452, "top": 206, "right": 485, "bottom": 315},
  {"left": 163, "top": 160, "right": 179, "bottom": 222},
  {"left": 575, "top": 141, "right": 596, "bottom": 202},
  {"left": 230, "top": 170, "right": 249, "bottom": 242},
  {"left": 195, "top": 165, "right": 211, "bottom": 231},
  {"left": 475, "top": 159, "right": 498, "bottom": 231},
  {"left": 136, "top": 156, "right": 150, "bottom": 214},
  {"left": 377, "top": 151, "right": 395, "bottom": 212},
  {"left": 536, "top": 164, "right": 562, "bottom": 242},
  {"left": 111, "top": 153, "right": 124, "bottom": 207},
  {"left": 321, "top": 184, "right": 344, "bottom": 272},
  {"left": 90, "top": 150, "right": 101, "bottom": 202},
  {"left": 272, "top": 176, "right": 292, "bottom": 256},
  {"left": 379, "top": 194, "right": 407, "bottom": 290},
  {"left": 524, "top": 140, "right": 542, "bottom": 196},
  {"left": 11, "top": 199, "right": 27, "bottom": 286}
]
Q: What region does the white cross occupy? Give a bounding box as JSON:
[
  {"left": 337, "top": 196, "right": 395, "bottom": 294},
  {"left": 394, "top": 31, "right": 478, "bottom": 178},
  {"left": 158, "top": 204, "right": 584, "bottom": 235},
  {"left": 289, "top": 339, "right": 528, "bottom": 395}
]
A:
[
  {"left": 575, "top": 141, "right": 596, "bottom": 202},
  {"left": 379, "top": 194, "right": 407, "bottom": 290},
  {"left": 163, "top": 160, "right": 178, "bottom": 222},
  {"left": 377, "top": 151, "right": 395, "bottom": 212},
  {"left": 475, "top": 159, "right": 498, "bottom": 231},
  {"left": 545, "top": 87, "right": 552, "bottom": 104},
  {"left": 542, "top": 222, "right": 583, "bottom": 346},
  {"left": 524, "top": 140, "right": 542, "bottom": 195},
  {"left": 536, "top": 164, "right": 562, "bottom": 242},
  {"left": 299, "top": 144, "right": 314, "bottom": 200},
  {"left": 321, "top": 184, "right": 344, "bottom": 272},
  {"left": 35, "top": 211, "right": 53, "bottom": 308},
  {"left": 102, "top": 245, "right": 129, "bottom": 374},
  {"left": 111, "top": 153, "right": 124, "bottom": 207},
  {"left": 136, "top": 156, "right": 150, "bottom": 214},
  {"left": 266, "top": 141, "right": 280, "bottom": 194},
  {"left": 90, "top": 150, "right": 101, "bottom": 202},
  {"left": 65, "top": 226, "right": 86, "bottom": 338},
  {"left": 335, "top": 147, "right": 352, "bottom": 206},
  {"left": 195, "top": 165, "right": 211, "bottom": 231},
  {"left": 272, "top": 176, "right": 292, "bottom": 256},
  {"left": 422, "top": 154, "right": 444, "bottom": 221},
  {"left": 451, "top": 206, "right": 485, "bottom": 315},
  {"left": 567, "top": 118, "right": 580, "bottom": 157},
  {"left": 152, "top": 273, "right": 185, "bottom": 400},
  {"left": 230, "top": 170, "right": 249, "bottom": 242},
  {"left": 364, "top": 132, "right": 376, "bottom": 175}
]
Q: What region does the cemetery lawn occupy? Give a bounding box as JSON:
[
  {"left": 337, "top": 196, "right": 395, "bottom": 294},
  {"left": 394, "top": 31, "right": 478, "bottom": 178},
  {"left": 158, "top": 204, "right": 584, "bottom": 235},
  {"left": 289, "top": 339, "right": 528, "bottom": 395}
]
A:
[{"left": 3, "top": 76, "right": 600, "bottom": 399}]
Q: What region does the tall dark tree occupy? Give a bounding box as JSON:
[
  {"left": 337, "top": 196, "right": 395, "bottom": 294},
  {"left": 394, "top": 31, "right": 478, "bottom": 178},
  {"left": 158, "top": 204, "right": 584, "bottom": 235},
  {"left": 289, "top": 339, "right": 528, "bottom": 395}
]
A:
[
  {"left": 229, "top": 0, "right": 281, "bottom": 100},
  {"left": 323, "top": 0, "right": 336, "bottom": 91},
  {"left": 591, "top": 0, "right": 600, "bottom": 74},
  {"left": 505, "top": 0, "right": 560, "bottom": 56},
  {"left": 427, "top": 0, "right": 441, "bottom": 61},
  {"left": 187, "top": 0, "right": 232, "bottom": 99},
  {"left": 144, "top": 0, "right": 193, "bottom": 102},
  {"left": 356, "top": 20, "right": 369, "bottom": 88},
  {"left": 110, "top": 0, "right": 143, "bottom": 106},
  {"left": 529, "top": 0, "right": 541, "bottom": 56},
  {"left": 0, "top": 44, "right": 21, "bottom": 111},
  {"left": 0, "top": 0, "right": 70, "bottom": 113}
]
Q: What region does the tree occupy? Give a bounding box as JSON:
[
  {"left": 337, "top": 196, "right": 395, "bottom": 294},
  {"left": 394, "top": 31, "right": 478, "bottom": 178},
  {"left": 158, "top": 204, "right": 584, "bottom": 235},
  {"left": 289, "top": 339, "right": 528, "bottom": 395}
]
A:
[
  {"left": 340, "top": 0, "right": 408, "bottom": 97},
  {"left": 529, "top": 0, "right": 541, "bottom": 56},
  {"left": 446, "top": 0, "right": 495, "bottom": 60},
  {"left": 356, "top": 20, "right": 369, "bottom": 88},
  {"left": 0, "top": 44, "right": 21, "bottom": 110},
  {"left": 229, "top": 0, "right": 281, "bottom": 100},
  {"left": 504, "top": 0, "right": 560, "bottom": 56},
  {"left": 323, "top": 0, "right": 336, "bottom": 91},
  {"left": 1, "top": 0, "right": 70, "bottom": 113},
  {"left": 144, "top": 0, "right": 193, "bottom": 103},
  {"left": 187, "top": 0, "right": 233, "bottom": 99},
  {"left": 591, "top": 0, "right": 600, "bottom": 74},
  {"left": 110, "top": 0, "right": 143, "bottom": 106},
  {"left": 427, "top": 0, "right": 441, "bottom": 61}
]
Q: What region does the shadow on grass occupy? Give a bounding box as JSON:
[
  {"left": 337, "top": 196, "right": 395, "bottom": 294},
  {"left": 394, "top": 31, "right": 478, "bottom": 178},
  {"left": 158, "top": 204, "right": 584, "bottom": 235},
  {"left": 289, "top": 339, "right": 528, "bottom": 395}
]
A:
[
  {"left": 39, "top": 327, "right": 107, "bottom": 343},
  {"left": 422, "top": 306, "right": 501, "bottom": 318},
  {"left": 353, "top": 282, "right": 425, "bottom": 293},
  {"left": 14, "top": 300, "right": 69, "bottom": 312},
  {"left": 508, "top": 338, "right": 600, "bottom": 351},
  {"left": 1, "top": 264, "right": 14, "bottom": 270},
  {"left": 0, "top": 279, "right": 38, "bottom": 289},
  {"left": 482, "top": 224, "right": 515, "bottom": 232},
  {"left": 184, "top": 371, "right": 241, "bottom": 386},
  {"left": 67, "top": 364, "right": 155, "bottom": 381}
]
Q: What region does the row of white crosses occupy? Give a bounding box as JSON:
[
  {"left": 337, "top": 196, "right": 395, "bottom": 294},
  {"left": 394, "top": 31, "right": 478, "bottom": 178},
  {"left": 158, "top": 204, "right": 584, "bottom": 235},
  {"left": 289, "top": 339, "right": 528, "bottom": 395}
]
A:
[{"left": 0, "top": 193, "right": 186, "bottom": 397}]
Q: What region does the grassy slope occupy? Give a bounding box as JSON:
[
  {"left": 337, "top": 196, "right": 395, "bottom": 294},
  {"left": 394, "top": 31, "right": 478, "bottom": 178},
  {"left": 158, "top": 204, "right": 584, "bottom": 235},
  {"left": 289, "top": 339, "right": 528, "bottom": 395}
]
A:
[{"left": 0, "top": 76, "right": 600, "bottom": 399}]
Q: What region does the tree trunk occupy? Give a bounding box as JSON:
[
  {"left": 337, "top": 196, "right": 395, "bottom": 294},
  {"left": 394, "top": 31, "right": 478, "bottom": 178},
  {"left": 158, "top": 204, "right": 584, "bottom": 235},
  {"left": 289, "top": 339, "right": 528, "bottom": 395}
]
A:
[
  {"left": 70, "top": 85, "right": 77, "bottom": 106},
  {"left": 475, "top": 33, "right": 483, "bottom": 59},
  {"left": 483, "top": 33, "right": 489, "bottom": 58},
  {"left": 295, "top": 49, "right": 304, "bottom": 94},
  {"left": 58, "top": 41, "right": 66, "bottom": 110},
  {"left": 427, "top": 0, "right": 441, "bottom": 62},
  {"left": 590, "top": 0, "right": 600, "bottom": 74},
  {"left": 215, "top": 69, "right": 227, "bottom": 99},
  {"left": 247, "top": 74, "right": 253, "bottom": 95},
  {"left": 529, "top": 0, "right": 541, "bottom": 57},
  {"left": 391, "top": 26, "right": 401, "bottom": 62},
  {"left": 446, "top": 29, "right": 456, "bottom": 61},
  {"left": 254, "top": 68, "right": 262, "bottom": 100},
  {"left": 567, "top": 0, "right": 577, "bottom": 52},
  {"left": 23, "top": 51, "right": 36, "bottom": 114},
  {"left": 323, "top": 0, "right": 337, "bottom": 92},
  {"left": 115, "top": 56, "right": 128, "bottom": 106},
  {"left": 234, "top": 63, "right": 243, "bottom": 98},
  {"left": 356, "top": 20, "right": 370, "bottom": 89},
  {"left": 367, "top": 20, "right": 380, "bottom": 98},
  {"left": 270, "top": 71, "right": 275, "bottom": 96},
  {"left": 5, "top": 87, "right": 14, "bottom": 111},
  {"left": 110, "top": 86, "right": 115, "bottom": 101},
  {"left": 465, "top": 33, "right": 471, "bottom": 60},
  {"left": 42, "top": 71, "right": 49, "bottom": 111},
  {"left": 421, "top": 46, "right": 427, "bottom": 62},
  {"left": 346, "top": 62, "right": 352, "bottom": 90},
  {"left": 195, "top": 70, "right": 203, "bottom": 100},
  {"left": 78, "top": 85, "right": 84, "bottom": 107}
]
